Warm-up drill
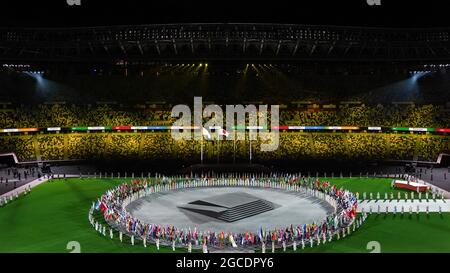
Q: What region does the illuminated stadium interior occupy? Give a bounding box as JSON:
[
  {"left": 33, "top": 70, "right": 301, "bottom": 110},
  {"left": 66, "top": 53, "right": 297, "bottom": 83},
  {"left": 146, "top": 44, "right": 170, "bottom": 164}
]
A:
[{"left": 1, "top": 18, "right": 450, "bottom": 256}]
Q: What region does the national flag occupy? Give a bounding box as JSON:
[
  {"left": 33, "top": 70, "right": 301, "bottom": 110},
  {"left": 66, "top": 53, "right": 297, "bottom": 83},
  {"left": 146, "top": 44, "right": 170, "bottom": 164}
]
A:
[
  {"left": 250, "top": 233, "right": 255, "bottom": 244},
  {"left": 202, "top": 127, "right": 212, "bottom": 140},
  {"left": 193, "top": 227, "right": 198, "bottom": 240},
  {"left": 218, "top": 128, "right": 230, "bottom": 138},
  {"left": 351, "top": 205, "right": 357, "bottom": 218},
  {"left": 99, "top": 202, "right": 107, "bottom": 214},
  {"left": 271, "top": 230, "right": 277, "bottom": 241},
  {"left": 229, "top": 234, "right": 237, "bottom": 248},
  {"left": 258, "top": 227, "right": 263, "bottom": 241}
]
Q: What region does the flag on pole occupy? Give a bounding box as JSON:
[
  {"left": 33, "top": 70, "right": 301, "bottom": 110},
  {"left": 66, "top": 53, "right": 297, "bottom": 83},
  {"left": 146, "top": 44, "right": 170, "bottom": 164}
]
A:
[
  {"left": 99, "top": 202, "right": 107, "bottom": 214},
  {"left": 229, "top": 234, "right": 237, "bottom": 248},
  {"left": 258, "top": 227, "right": 263, "bottom": 242},
  {"left": 202, "top": 127, "right": 212, "bottom": 140},
  {"left": 218, "top": 128, "right": 229, "bottom": 138}
]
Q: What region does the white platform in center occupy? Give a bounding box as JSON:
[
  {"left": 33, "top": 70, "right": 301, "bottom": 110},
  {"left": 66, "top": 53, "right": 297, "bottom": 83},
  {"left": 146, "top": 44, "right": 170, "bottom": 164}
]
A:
[{"left": 126, "top": 187, "right": 334, "bottom": 233}]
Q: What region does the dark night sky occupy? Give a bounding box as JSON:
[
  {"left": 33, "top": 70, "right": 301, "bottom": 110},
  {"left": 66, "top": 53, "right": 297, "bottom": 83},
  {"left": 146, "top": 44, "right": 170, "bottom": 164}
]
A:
[{"left": 0, "top": 0, "right": 449, "bottom": 28}]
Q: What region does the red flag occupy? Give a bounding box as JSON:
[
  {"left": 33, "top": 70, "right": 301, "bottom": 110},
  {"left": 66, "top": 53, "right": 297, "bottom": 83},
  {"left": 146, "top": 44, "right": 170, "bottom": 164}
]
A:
[{"left": 100, "top": 202, "right": 107, "bottom": 214}]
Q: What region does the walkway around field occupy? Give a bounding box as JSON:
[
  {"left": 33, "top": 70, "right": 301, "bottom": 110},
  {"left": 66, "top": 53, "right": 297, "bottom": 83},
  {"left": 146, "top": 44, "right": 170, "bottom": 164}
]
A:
[
  {"left": 357, "top": 199, "right": 449, "bottom": 213},
  {"left": 0, "top": 176, "right": 50, "bottom": 199}
]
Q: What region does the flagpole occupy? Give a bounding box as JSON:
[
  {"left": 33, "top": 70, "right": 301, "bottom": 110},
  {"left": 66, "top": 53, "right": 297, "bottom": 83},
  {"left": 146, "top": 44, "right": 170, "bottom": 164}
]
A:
[
  {"left": 233, "top": 136, "right": 236, "bottom": 164},
  {"left": 217, "top": 135, "right": 220, "bottom": 164},
  {"left": 201, "top": 135, "right": 204, "bottom": 165},
  {"left": 249, "top": 135, "right": 252, "bottom": 165}
]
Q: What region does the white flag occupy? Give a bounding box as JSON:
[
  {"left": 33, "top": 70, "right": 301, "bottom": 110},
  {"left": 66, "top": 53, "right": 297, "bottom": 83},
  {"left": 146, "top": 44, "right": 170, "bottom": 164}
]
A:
[
  {"left": 229, "top": 234, "right": 237, "bottom": 248},
  {"left": 202, "top": 127, "right": 212, "bottom": 140}
]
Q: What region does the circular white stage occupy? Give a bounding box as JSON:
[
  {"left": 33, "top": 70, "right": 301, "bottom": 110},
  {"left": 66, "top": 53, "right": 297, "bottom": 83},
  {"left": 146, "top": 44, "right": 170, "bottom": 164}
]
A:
[{"left": 126, "top": 187, "right": 334, "bottom": 234}]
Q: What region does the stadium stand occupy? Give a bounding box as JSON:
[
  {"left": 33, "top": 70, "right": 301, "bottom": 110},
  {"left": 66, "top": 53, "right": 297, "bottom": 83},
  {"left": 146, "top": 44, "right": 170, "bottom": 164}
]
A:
[{"left": 0, "top": 133, "right": 448, "bottom": 163}]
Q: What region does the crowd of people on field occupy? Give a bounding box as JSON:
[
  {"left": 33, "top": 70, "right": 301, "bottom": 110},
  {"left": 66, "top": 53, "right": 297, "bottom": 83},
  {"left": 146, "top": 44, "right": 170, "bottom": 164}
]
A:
[{"left": 90, "top": 175, "right": 362, "bottom": 250}]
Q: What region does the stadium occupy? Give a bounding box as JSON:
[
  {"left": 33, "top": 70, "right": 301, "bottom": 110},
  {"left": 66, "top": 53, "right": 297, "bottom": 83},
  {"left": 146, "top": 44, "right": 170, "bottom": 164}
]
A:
[{"left": 1, "top": 3, "right": 450, "bottom": 256}]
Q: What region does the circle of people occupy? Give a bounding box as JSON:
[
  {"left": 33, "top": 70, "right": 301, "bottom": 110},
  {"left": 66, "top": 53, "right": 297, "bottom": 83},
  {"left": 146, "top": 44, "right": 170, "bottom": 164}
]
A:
[{"left": 89, "top": 174, "right": 364, "bottom": 251}]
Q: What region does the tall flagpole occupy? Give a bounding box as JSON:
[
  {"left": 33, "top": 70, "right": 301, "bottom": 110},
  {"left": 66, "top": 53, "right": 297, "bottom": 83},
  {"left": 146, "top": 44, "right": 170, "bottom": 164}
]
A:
[
  {"left": 249, "top": 136, "right": 252, "bottom": 164},
  {"left": 217, "top": 136, "right": 220, "bottom": 164},
  {"left": 201, "top": 135, "right": 204, "bottom": 164},
  {"left": 233, "top": 136, "right": 236, "bottom": 164}
]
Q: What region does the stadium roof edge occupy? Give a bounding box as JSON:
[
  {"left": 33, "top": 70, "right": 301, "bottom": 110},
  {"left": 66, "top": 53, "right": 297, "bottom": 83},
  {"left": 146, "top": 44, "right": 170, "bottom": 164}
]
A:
[{"left": 2, "top": 23, "right": 450, "bottom": 32}]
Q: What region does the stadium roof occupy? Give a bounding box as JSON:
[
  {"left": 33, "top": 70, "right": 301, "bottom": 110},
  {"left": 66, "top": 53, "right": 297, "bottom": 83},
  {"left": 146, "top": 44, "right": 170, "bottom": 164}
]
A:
[
  {"left": 1, "top": 23, "right": 450, "bottom": 63},
  {"left": 1, "top": 0, "right": 450, "bottom": 29}
]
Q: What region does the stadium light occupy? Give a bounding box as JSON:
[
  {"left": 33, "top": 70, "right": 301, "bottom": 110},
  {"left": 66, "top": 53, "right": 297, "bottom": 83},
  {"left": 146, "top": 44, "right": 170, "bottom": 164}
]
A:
[{"left": 411, "top": 71, "right": 430, "bottom": 82}]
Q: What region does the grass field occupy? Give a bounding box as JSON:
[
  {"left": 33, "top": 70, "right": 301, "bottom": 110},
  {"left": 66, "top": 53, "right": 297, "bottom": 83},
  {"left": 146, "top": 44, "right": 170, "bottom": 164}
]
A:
[
  {"left": 0, "top": 177, "right": 448, "bottom": 253},
  {"left": 279, "top": 213, "right": 450, "bottom": 253},
  {"left": 323, "top": 177, "right": 429, "bottom": 199},
  {"left": 0, "top": 178, "right": 183, "bottom": 253}
]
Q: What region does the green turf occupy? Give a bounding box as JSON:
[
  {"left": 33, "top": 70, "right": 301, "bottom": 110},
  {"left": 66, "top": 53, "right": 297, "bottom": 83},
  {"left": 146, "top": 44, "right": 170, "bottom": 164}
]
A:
[
  {"left": 276, "top": 213, "right": 450, "bottom": 253},
  {"left": 321, "top": 177, "right": 431, "bottom": 200},
  {"left": 0, "top": 178, "right": 448, "bottom": 253},
  {"left": 0, "top": 178, "right": 187, "bottom": 253}
]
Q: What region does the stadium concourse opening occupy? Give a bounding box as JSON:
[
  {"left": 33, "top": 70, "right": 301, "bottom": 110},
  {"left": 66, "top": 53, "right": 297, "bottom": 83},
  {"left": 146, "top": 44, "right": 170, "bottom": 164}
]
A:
[{"left": 1, "top": 21, "right": 450, "bottom": 256}]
